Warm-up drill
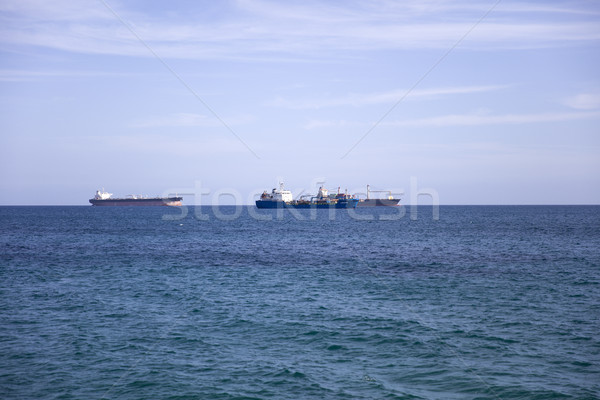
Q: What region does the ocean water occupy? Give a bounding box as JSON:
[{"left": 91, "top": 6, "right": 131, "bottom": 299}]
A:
[{"left": 1, "top": 205, "right": 599, "bottom": 399}]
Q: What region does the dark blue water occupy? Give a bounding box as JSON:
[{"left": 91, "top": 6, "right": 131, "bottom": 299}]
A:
[{"left": 1, "top": 206, "right": 599, "bottom": 399}]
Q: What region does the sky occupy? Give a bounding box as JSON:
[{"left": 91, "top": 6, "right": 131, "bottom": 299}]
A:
[{"left": 0, "top": 0, "right": 599, "bottom": 205}]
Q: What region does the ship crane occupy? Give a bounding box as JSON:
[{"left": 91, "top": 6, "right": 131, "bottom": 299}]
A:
[{"left": 366, "top": 185, "right": 394, "bottom": 200}]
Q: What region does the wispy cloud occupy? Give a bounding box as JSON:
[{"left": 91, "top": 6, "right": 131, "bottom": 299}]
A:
[
  {"left": 563, "top": 93, "right": 600, "bottom": 110},
  {"left": 304, "top": 119, "right": 358, "bottom": 130},
  {"left": 270, "top": 85, "right": 506, "bottom": 109},
  {"left": 305, "top": 110, "right": 600, "bottom": 129},
  {"left": 130, "top": 113, "right": 255, "bottom": 128},
  {"left": 386, "top": 111, "right": 600, "bottom": 127},
  {"left": 103, "top": 133, "right": 253, "bottom": 156},
  {"left": 131, "top": 113, "right": 219, "bottom": 128},
  {"left": 0, "top": 69, "right": 132, "bottom": 81},
  {"left": 1, "top": 1, "right": 598, "bottom": 60}
]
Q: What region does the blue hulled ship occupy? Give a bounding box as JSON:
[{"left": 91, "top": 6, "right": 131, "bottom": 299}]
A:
[{"left": 256, "top": 183, "right": 359, "bottom": 209}]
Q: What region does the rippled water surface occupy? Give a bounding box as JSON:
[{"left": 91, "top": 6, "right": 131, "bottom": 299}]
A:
[{"left": 1, "top": 206, "right": 599, "bottom": 399}]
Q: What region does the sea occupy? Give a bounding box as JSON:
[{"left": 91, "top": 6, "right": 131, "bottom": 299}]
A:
[{"left": 1, "top": 205, "right": 599, "bottom": 399}]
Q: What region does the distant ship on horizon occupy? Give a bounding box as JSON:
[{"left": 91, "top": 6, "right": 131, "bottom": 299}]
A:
[
  {"left": 89, "top": 189, "right": 182, "bottom": 206},
  {"left": 255, "top": 183, "right": 400, "bottom": 208},
  {"left": 256, "top": 183, "right": 359, "bottom": 208},
  {"left": 357, "top": 185, "right": 401, "bottom": 207}
]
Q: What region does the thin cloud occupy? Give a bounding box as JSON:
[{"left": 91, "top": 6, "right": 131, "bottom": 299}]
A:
[
  {"left": 563, "top": 93, "right": 600, "bottom": 110},
  {"left": 305, "top": 111, "right": 600, "bottom": 129},
  {"left": 130, "top": 113, "right": 255, "bottom": 128},
  {"left": 131, "top": 113, "right": 217, "bottom": 128},
  {"left": 304, "top": 119, "right": 358, "bottom": 130},
  {"left": 1, "top": 1, "right": 599, "bottom": 60},
  {"left": 105, "top": 133, "right": 252, "bottom": 156},
  {"left": 386, "top": 111, "right": 600, "bottom": 127},
  {"left": 270, "top": 85, "right": 507, "bottom": 110},
  {"left": 0, "top": 69, "right": 132, "bottom": 81}
]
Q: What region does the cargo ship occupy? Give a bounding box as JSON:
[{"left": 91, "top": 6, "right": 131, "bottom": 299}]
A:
[
  {"left": 89, "top": 189, "right": 182, "bottom": 206},
  {"left": 357, "top": 185, "right": 400, "bottom": 207},
  {"left": 256, "top": 183, "right": 358, "bottom": 209}
]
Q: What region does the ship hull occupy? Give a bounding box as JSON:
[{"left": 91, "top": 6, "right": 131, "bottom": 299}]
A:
[
  {"left": 89, "top": 197, "right": 182, "bottom": 206},
  {"left": 256, "top": 199, "right": 358, "bottom": 209},
  {"left": 357, "top": 199, "right": 400, "bottom": 207}
]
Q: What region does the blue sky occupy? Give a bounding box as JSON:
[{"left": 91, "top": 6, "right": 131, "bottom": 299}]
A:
[{"left": 1, "top": 0, "right": 599, "bottom": 205}]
